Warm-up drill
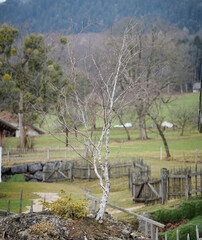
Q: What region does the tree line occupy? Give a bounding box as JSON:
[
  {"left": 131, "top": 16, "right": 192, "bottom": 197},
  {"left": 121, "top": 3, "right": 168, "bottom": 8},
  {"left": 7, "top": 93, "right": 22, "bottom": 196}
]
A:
[{"left": 0, "top": 0, "right": 201, "bottom": 34}]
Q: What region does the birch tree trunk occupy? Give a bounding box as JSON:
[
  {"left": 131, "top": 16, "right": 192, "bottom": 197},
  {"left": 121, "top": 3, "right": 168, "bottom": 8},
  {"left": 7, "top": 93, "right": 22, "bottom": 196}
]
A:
[{"left": 95, "top": 171, "right": 110, "bottom": 220}]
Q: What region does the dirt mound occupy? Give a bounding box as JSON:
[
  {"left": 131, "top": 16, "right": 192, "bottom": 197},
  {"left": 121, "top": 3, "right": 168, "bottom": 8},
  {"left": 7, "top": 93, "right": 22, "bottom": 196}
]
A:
[{"left": 0, "top": 211, "right": 146, "bottom": 240}]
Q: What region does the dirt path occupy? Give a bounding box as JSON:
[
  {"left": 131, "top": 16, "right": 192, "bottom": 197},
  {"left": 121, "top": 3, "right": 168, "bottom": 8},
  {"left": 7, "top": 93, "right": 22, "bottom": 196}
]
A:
[
  {"left": 25, "top": 192, "right": 59, "bottom": 213},
  {"left": 25, "top": 192, "right": 144, "bottom": 215}
]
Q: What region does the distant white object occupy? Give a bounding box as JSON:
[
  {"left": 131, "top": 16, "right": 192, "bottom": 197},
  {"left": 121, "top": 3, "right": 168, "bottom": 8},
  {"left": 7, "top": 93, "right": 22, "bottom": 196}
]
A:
[
  {"left": 114, "top": 123, "right": 132, "bottom": 128},
  {"left": 124, "top": 123, "right": 132, "bottom": 127},
  {"left": 161, "top": 121, "right": 173, "bottom": 128},
  {"left": 114, "top": 125, "right": 123, "bottom": 128}
]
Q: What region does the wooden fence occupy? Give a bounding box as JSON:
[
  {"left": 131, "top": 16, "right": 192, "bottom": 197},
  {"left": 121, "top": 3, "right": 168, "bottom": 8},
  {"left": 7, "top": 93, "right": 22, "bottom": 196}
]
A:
[
  {"left": 167, "top": 166, "right": 202, "bottom": 200},
  {"left": 85, "top": 193, "right": 201, "bottom": 240},
  {"left": 2, "top": 147, "right": 85, "bottom": 164},
  {"left": 131, "top": 160, "right": 202, "bottom": 203},
  {"left": 43, "top": 161, "right": 133, "bottom": 182}
]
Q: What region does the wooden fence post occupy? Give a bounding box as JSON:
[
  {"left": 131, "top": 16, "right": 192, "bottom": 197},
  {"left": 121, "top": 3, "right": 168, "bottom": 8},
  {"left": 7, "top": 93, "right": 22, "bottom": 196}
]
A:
[
  {"left": 151, "top": 224, "right": 155, "bottom": 240},
  {"left": 196, "top": 225, "right": 199, "bottom": 240},
  {"left": 131, "top": 172, "right": 134, "bottom": 197},
  {"left": 55, "top": 167, "right": 59, "bottom": 182},
  {"left": 30, "top": 200, "right": 33, "bottom": 213},
  {"left": 200, "top": 168, "right": 202, "bottom": 195},
  {"left": 185, "top": 173, "right": 189, "bottom": 200},
  {"left": 7, "top": 151, "right": 10, "bottom": 161},
  {"left": 88, "top": 164, "right": 91, "bottom": 181},
  {"left": 70, "top": 163, "right": 74, "bottom": 182},
  {"left": 145, "top": 221, "right": 148, "bottom": 237},
  {"left": 19, "top": 188, "right": 23, "bottom": 214},
  {"left": 155, "top": 227, "right": 158, "bottom": 240},
  {"left": 128, "top": 168, "right": 131, "bottom": 191},
  {"left": 43, "top": 166, "right": 47, "bottom": 182},
  {"left": 176, "top": 228, "right": 179, "bottom": 240},
  {"left": 195, "top": 150, "right": 198, "bottom": 196},
  {"left": 161, "top": 168, "right": 168, "bottom": 204},
  {"left": 7, "top": 200, "right": 10, "bottom": 216}
]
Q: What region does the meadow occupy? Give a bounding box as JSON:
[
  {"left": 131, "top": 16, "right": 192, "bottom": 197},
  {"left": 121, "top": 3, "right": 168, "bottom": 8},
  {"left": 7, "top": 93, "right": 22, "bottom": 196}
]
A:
[{"left": 0, "top": 93, "right": 202, "bottom": 220}]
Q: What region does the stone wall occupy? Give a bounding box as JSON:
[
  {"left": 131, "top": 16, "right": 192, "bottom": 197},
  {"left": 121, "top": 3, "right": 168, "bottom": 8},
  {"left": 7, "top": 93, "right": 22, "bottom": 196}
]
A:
[{"left": 1, "top": 161, "right": 70, "bottom": 182}]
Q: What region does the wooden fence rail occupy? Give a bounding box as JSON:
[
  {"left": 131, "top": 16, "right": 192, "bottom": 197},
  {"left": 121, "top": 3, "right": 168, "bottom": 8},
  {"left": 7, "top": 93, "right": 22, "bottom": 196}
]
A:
[
  {"left": 85, "top": 193, "right": 201, "bottom": 240},
  {"left": 43, "top": 161, "right": 133, "bottom": 182},
  {"left": 131, "top": 161, "right": 202, "bottom": 203},
  {"left": 2, "top": 148, "right": 85, "bottom": 163}
]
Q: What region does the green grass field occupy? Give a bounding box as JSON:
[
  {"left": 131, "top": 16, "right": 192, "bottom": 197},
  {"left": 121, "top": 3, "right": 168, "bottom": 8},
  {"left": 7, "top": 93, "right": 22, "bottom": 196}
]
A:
[{"left": 0, "top": 93, "right": 202, "bottom": 221}]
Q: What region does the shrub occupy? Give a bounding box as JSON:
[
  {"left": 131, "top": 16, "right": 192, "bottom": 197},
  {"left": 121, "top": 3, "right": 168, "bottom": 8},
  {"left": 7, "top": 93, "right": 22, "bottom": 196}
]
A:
[
  {"left": 152, "top": 208, "right": 183, "bottom": 223},
  {"left": 7, "top": 174, "right": 25, "bottom": 182},
  {"left": 167, "top": 216, "right": 202, "bottom": 240},
  {"left": 152, "top": 200, "right": 202, "bottom": 223},
  {"left": 41, "top": 191, "right": 90, "bottom": 219}
]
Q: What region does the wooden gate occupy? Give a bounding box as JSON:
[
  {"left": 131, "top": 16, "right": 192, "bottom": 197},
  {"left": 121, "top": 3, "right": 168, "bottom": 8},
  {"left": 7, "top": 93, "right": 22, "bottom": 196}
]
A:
[
  {"left": 43, "top": 161, "right": 74, "bottom": 182},
  {"left": 133, "top": 179, "right": 162, "bottom": 203},
  {"left": 131, "top": 159, "right": 162, "bottom": 203}
]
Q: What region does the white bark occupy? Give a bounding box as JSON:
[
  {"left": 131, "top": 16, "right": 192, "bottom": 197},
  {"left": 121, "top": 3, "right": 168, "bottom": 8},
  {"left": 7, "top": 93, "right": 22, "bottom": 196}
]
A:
[{"left": 37, "top": 26, "right": 136, "bottom": 220}]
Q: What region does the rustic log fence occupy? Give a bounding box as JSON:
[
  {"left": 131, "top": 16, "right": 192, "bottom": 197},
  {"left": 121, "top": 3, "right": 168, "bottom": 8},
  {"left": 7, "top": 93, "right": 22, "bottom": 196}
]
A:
[
  {"left": 2, "top": 147, "right": 85, "bottom": 163},
  {"left": 131, "top": 159, "right": 202, "bottom": 203},
  {"left": 43, "top": 160, "right": 133, "bottom": 182}
]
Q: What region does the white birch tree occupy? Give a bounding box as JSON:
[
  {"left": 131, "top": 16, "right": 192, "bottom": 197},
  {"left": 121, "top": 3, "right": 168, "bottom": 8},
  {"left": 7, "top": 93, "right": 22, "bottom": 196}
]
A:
[{"left": 36, "top": 26, "right": 140, "bottom": 220}]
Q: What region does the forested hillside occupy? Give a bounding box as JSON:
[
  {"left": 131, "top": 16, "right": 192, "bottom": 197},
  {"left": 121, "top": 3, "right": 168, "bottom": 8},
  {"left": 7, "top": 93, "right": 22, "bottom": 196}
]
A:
[{"left": 0, "top": 0, "right": 201, "bottom": 33}]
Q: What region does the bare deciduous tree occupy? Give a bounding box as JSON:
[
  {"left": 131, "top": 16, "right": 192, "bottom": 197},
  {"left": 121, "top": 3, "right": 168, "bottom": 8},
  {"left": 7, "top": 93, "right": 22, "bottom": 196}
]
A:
[{"left": 169, "top": 103, "right": 198, "bottom": 136}]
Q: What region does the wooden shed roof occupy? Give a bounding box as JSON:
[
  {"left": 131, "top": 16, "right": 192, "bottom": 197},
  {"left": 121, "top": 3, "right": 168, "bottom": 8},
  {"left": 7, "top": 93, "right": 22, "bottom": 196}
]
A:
[{"left": 0, "top": 118, "right": 18, "bottom": 132}]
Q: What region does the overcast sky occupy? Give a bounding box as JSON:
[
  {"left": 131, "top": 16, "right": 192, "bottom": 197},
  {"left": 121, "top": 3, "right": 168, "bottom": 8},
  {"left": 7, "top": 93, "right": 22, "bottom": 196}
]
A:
[{"left": 0, "top": 0, "right": 6, "bottom": 3}]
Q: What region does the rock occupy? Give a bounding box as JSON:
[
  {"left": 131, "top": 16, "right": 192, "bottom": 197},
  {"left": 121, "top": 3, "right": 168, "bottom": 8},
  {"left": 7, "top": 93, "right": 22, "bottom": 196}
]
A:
[
  {"left": 44, "top": 161, "right": 58, "bottom": 169},
  {"left": 11, "top": 164, "right": 27, "bottom": 174},
  {"left": 33, "top": 171, "right": 43, "bottom": 181},
  {"left": 24, "top": 174, "right": 34, "bottom": 181},
  {"left": 27, "top": 163, "right": 42, "bottom": 174},
  {"left": 88, "top": 213, "right": 96, "bottom": 218},
  {"left": 0, "top": 209, "right": 144, "bottom": 240},
  {"left": 2, "top": 167, "right": 11, "bottom": 174},
  {"left": 2, "top": 175, "right": 12, "bottom": 182},
  {"left": 28, "top": 179, "right": 39, "bottom": 182},
  {"left": 122, "top": 228, "right": 131, "bottom": 235},
  {"left": 108, "top": 237, "right": 122, "bottom": 240},
  {"left": 18, "top": 229, "right": 30, "bottom": 239}
]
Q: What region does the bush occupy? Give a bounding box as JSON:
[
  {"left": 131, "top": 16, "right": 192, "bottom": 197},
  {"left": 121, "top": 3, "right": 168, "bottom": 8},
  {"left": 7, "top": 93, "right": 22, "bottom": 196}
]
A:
[
  {"left": 167, "top": 216, "right": 202, "bottom": 240},
  {"left": 7, "top": 174, "right": 25, "bottom": 182},
  {"left": 152, "top": 200, "right": 202, "bottom": 223},
  {"left": 152, "top": 208, "right": 183, "bottom": 223},
  {"left": 41, "top": 191, "right": 90, "bottom": 219}
]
